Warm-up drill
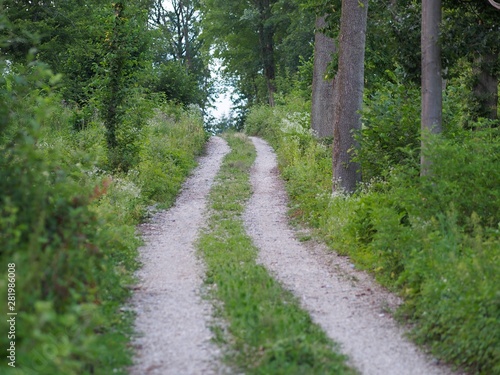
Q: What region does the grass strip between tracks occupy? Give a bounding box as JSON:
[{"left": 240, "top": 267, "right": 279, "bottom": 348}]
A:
[{"left": 198, "top": 133, "right": 356, "bottom": 374}]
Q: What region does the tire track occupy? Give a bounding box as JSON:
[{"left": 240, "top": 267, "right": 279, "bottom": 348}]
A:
[
  {"left": 243, "top": 136, "right": 460, "bottom": 375},
  {"left": 129, "top": 136, "right": 230, "bottom": 375}
]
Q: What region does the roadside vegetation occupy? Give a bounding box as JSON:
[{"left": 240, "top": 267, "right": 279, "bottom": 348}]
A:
[
  {"left": 1, "top": 2, "right": 208, "bottom": 373},
  {"left": 0, "top": 62, "right": 206, "bottom": 374},
  {"left": 2, "top": 0, "right": 499, "bottom": 374},
  {"left": 198, "top": 133, "right": 356, "bottom": 375},
  {"left": 244, "top": 79, "right": 500, "bottom": 374}
]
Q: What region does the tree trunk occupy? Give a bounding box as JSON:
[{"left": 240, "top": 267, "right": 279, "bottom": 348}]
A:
[
  {"left": 256, "top": 0, "right": 276, "bottom": 107},
  {"left": 311, "top": 15, "right": 336, "bottom": 138},
  {"left": 421, "top": 0, "right": 442, "bottom": 175},
  {"left": 473, "top": 53, "right": 498, "bottom": 120},
  {"left": 332, "top": 0, "right": 368, "bottom": 193},
  {"left": 180, "top": 1, "right": 193, "bottom": 70}
]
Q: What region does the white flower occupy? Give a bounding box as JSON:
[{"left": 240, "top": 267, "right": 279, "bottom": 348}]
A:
[{"left": 280, "top": 112, "right": 310, "bottom": 135}]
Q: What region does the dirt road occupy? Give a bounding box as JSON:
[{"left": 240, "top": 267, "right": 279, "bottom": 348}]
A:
[
  {"left": 129, "top": 136, "right": 229, "bottom": 375},
  {"left": 243, "top": 137, "right": 458, "bottom": 375},
  {"left": 129, "top": 135, "right": 459, "bottom": 375}
]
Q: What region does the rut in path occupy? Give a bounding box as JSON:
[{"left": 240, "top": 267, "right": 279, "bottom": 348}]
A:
[
  {"left": 129, "top": 136, "right": 229, "bottom": 375},
  {"left": 243, "top": 136, "right": 460, "bottom": 375}
]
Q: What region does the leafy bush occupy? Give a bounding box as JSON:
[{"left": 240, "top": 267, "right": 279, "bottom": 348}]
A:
[
  {"left": 405, "top": 212, "right": 500, "bottom": 374},
  {"left": 245, "top": 95, "right": 500, "bottom": 374},
  {"left": 420, "top": 130, "right": 500, "bottom": 228},
  {"left": 0, "top": 57, "right": 207, "bottom": 374},
  {"left": 149, "top": 61, "right": 205, "bottom": 107},
  {"left": 134, "top": 105, "right": 206, "bottom": 206},
  {"left": 0, "top": 67, "right": 132, "bottom": 374},
  {"left": 244, "top": 104, "right": 281, "bottom": 142},
  {"left": 358, "top": 75, "right": 420, "bottom": 181}
]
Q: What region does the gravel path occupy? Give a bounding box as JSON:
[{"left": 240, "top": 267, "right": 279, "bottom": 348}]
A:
[
  {"left": 129, "top": 136, "right": 230, "bottom": 375},
  {"left": 244, "top": 136, "right": 459, "bottom": 375}
]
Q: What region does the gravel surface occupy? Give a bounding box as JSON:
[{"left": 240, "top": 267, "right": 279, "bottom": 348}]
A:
[
  {"left": 244, "top": 136, "right": 460, "bottom": 375},
  {"left": 129, "top": 136, "right": 230, "bottom": 375}
]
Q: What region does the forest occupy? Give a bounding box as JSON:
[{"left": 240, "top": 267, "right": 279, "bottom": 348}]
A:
[{"left": 0, "top": 0, "right": 499, "bottom": 374}]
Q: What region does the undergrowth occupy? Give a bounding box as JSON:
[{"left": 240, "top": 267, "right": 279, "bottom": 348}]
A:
[
  {"left": 244, "top": 91, "right": 500, "bottom": 374},
  {"left": 198, "top": 133, "right": 356, "bottom": 374},
  {"left": 0, "top": 61, "right": 206, "bottom": 374}
]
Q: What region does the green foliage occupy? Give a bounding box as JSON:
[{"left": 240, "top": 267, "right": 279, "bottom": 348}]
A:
[
  {"left": 202, "top": 0, "right": 315, "bottom": 109},
  {"left": 346, "top": 135, "right": 500, "bottom": 371},
  {"left": 96, "top": 2, "right": 152, "bottom": 170},
  {"left": 244, "top": 105, "right": 281, "bottom": 141},
  {"left": 201, "top": 0, "right": 268, "bottom": 106},
  {"left": 244, "top": 96, "right": 311, "bottom": 143},
  {"left": 2, "top": 0, "right": 162, "bottom": 173},
  {"left": 149, "top": 0, "right": 212, "bottom": 109},
  {"left": 0, "top": 50, "right": 207, "bottom": 373},
  {"left": 149, "top": 61, "right": 205, "bottom": 106},
  {"left": 198, "top": 133, "right": 355, "bottom": 374},
  {"left": 405, "top": 212, "right": 500, "bottom": 374},
  {"left": 134, "top": 105, "right": 207, "bottom": 207},
  {"left": 358, "top": 74, "right": 421, "bottom": 181},
  {"left": 1, "top": 0, "right": 110, "bottom": 105},
  {"left": 441, "top": 1, "right": 500, "bottom": 77},
  {"left": 357, "top": 70, "right": 496, "bottom": 183},
  {"left": 245, "top": 95, "right": 500, "bottom": 374},
  {"left": 441, "top": 61, "right": 479, "bottom": 131},
  {"left": 419, "top": 130, "right": 500, "bottom": 228},
  {"left": 0, "top": 63, "right": 135, "bottom": 374}
]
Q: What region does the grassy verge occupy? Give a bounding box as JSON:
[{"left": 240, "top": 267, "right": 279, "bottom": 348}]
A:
[{"left": 198, "top": 133, "right": 356, "bottom": 375}]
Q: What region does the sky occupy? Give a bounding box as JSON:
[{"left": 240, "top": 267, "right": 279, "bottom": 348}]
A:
[
  {"left": 210, "top": 91, "right": 233, "bottom": 119},
  {"left": 161, "top": 1, "right": 234, "bottom": 120},
  {"left": 208, "top": 59, "right": 234, "bottom": 119}
]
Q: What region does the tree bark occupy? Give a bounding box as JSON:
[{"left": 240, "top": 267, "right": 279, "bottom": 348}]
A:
[
  {"left": 311, "top": 15, "right": 336, "bottom": 138},
  {"left": 421, "top": 0, "right": 442, "bottom": 175},
  {"left": 180, "top": 1, "right": 193, "bottom": 70},
  {"left": 332, "top": 0, "right": 368, "bottom": 193},
  {"left": 256, "top": 0, "right": 276, "bottom": 107}
]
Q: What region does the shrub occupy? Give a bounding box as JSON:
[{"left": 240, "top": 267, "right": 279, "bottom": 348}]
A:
[
  {"left": 149, "top": 61, "right": 205, "bottom": 107},
  {"left": 420, "top": 129, "right": 500, "bottom": 228},
  {"left": 134, "top": 104, "right": 206, "bottom": 206},
  {"left": 0, "top": 58, "right": 207, "bottom": 374},
  {"left": 405, "top": 212, "right": 500, "bottom": 374},
  {"left": 244, "top": 104, "right": 281, "bottom": 143},
  {"left": 245, "top": 95, "right": 500, "bottom": 374},
  {"left": 358, "top": 75, "right": 420, "bottom": 182}
]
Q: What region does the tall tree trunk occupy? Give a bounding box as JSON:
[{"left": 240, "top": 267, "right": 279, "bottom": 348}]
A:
[
  {"left": 332, "top": 0, "right": 368, "bottom": 193},
  {"left": 311, "top": 15, "right": 336, "bottom": 138},
  {"left": 105, "top": 2, "right": 126, "bottom": 151},
  {"left": 473, "top": 53, "right": 498, "bottom": 120},
  {"left": 421, "top": 0, "right": 442, "bottom": 175},
  {"left": 180, "top": 1, "right": 193, "bottom": 70},
  {"left": 256, "top": 0, "right": 276, "bottom": 107}
]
